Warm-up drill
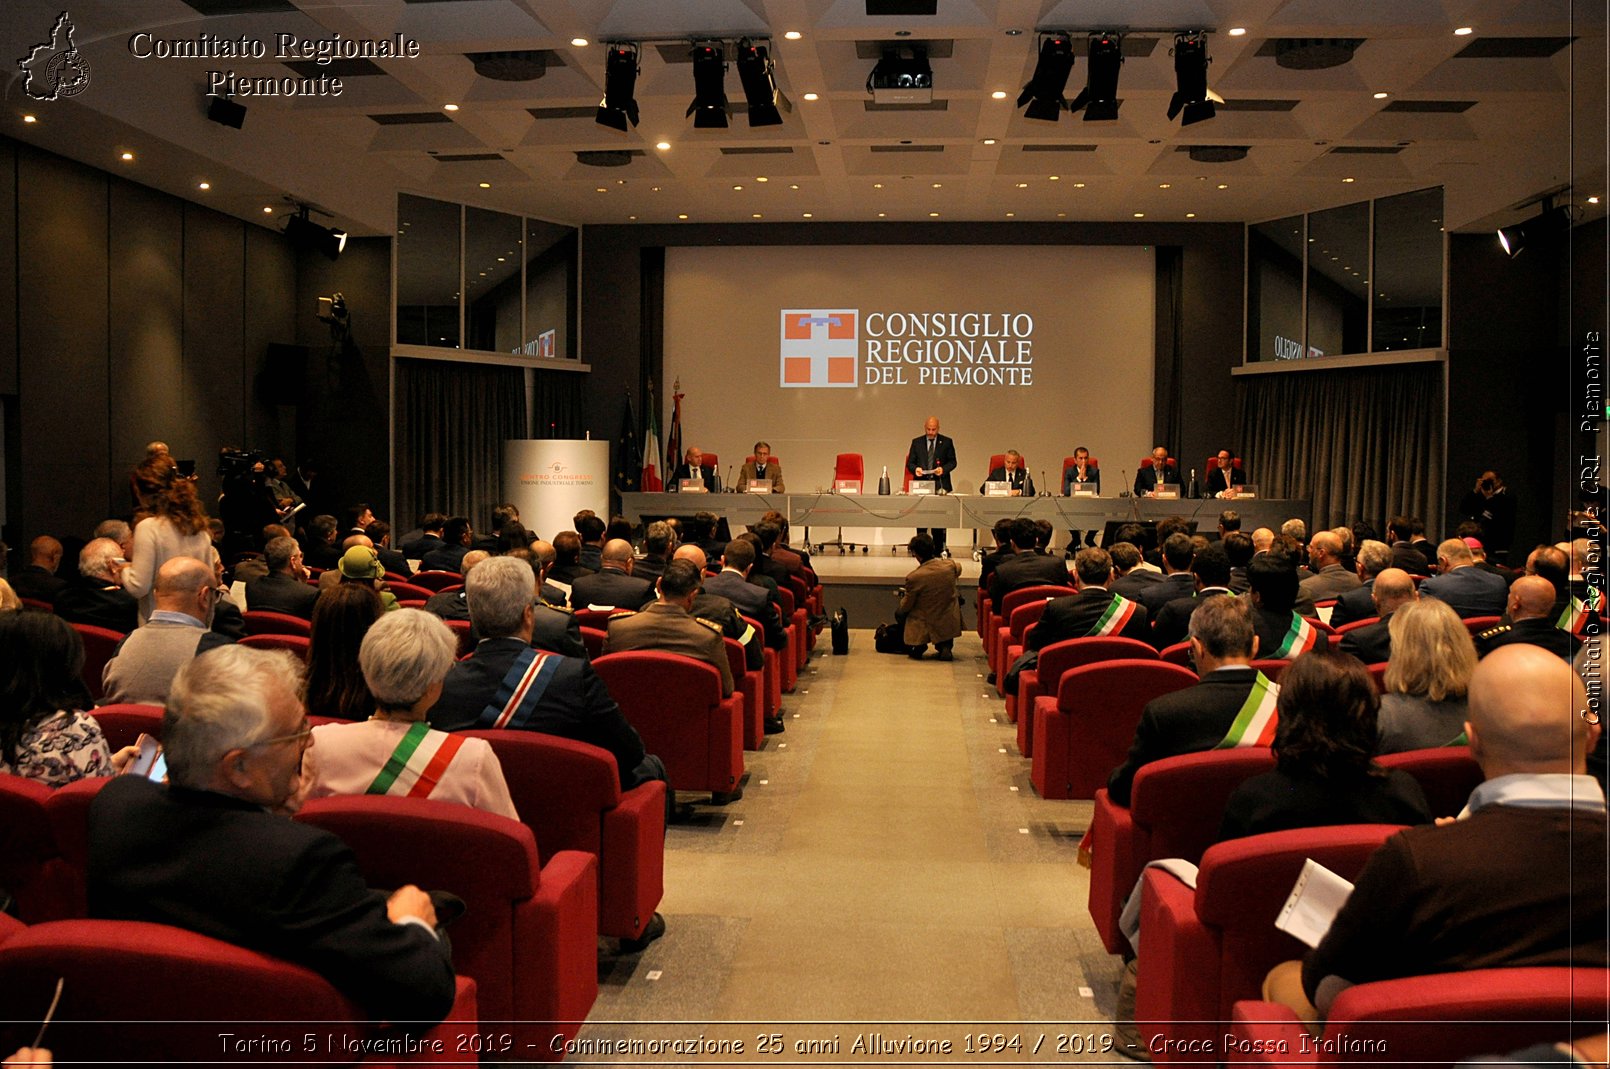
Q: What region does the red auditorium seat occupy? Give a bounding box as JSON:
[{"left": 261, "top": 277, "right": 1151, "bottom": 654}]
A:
[
  {"left": 1086, "top": 748, "right": 1276, "bottom": 954},
  {"left": 1227, "top": 969, "right": 1610, "bottom": 1069},
  {"left": 1014, "top": 636, "right": 1159, "bottom": 753},
  {"left": 408, "top": 571, "right": 463, "bottom": 592},
  {"left": 1333, "top": 615, "right": 1380, "bottom": 635},
  {"left": 384, "top": 581, "right": 437, "bottom": 601},
  {"left": 1136, "top": 824, "right": 1404, "bottom": 1053},
  {"left": 572, "top": 607, "right": 622, "bottom": 631},
  {"left": 20, "top": 597, "right": 53, "bottom": 613},
  {"left": 989, "top": 584, "right": 1070, "bottom": 676},
  {"left": 239, "top": 633, "right": 311, "bottom": 661},
  {"left": 241, "top": 610, "right": 312, "bottom": 637},
  {"left": 1462, "top": 614, "right": 1503, "bottom": 635},
  {"left": 87, "top": 703, "right": 164, "bottom": 751},
  {"left": 741, "top": 613, "right": 782, "bottom": 721},
  {"left": 1378, "top": 747, "right": 1482, "bottom": 816},
  {"left": 296, "top": 795, "right": 597, "bottom": 1054},
  {"left": 592, "top": 651, "right": 745, "bottom": 803},
  {"left": 1031, "top": 660, "right": 1198, "bottom": 800},
  {"left": 441, "top": 618, "right": 474, "bottom": 657},
  {"left": 1158, "top": 641, "right": 1194, "bottom": 668},
  {"left": 0, "top": 918, "right": 479, "bottom": 1065},
  {"left": 68, "top": 622, "right": 123, "bottom": 702},
  {"left": 0, "top": 773, "right": 77, "bottom": 923},
  {"left": 725, "top": 636, "right": 765, "bottom": 750},
  {"left": 579, "top": 625, "right": 607, "bottom": 660},
  {"left": 996, "top": 599, "right": 1053, "bottom": 700},
  {"left": 461, "top": 730, "right": 665, "bottom": 945},
  {"left": 776, "top": 585, "right": 805, "bottom": 689},
  {"left": 1366, "top": 661, "right": 1389, "bottom": 692},
  {"left": 1249, "top": 658, "right": 1293, "bottom": 680}
]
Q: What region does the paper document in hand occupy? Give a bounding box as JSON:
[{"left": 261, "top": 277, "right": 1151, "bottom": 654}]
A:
[{"left": 1275, "top": 858, "right": 1355, "bottom": 947}]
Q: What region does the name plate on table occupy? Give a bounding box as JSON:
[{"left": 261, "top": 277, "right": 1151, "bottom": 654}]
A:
[
  {"left": 1154, "top": 484, "right": 1181, "bottom": 500},
  {"left": 983, "top": 481, "right": 1011, "bottom": 497},
  {"left": 833, "top": 479, "right": 862, "bottom": 494},
  {"left": 1072, "top": 487, "right": 1099, "bottom": 498},
  {"left": 1231, "top": 484, "right": 1258, "bottom": 499},
  {"left": 746, "top": 480, "right": 772, "bottom": 493},
  {"left": 908, "top": 480, "right": 937, "bottom": 496},
  {"left": 678, "top": 479, "right": 707, "bottom": 493}
]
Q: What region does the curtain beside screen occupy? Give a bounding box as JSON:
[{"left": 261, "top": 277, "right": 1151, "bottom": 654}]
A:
[{"left": 395, "top": 359, "right": 528, "bottom": 532}]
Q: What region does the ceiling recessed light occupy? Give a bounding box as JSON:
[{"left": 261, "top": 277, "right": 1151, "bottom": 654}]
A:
[
  {"left": 932, "top": 182, "right": 942, "bottom": 188},
  {"left": 752, "top": 213, "right": 763, "bottom": 218},
  {"left": 22, "top": 114, "right": 37, "bottom": 123},
  {"left": 1005, "top": 212, "right": 1015, "bottom": 218},
  {"left": 803, "top": 212, "right": 813, "bottom": 218},
  {"left": 1133, "top": 212, "right": 1145, "bottom": 218},
  {"left": 263, "top": 206, "right": 274, "bottom": 214},
  {"left": 1015, "top": 182, "right": 1028, "bottom": 188},
  {"left": 877, "top": 212, "right": 886, "bottom": 217},
  {"left": 784, "top": 30, "right": 802, "bottom": 40},
  {"left": 1073, "top": 182, "right": 1086, "bottom": 188},
  {"left": 873, "top": 183, "right": 883, "bottom": 189},
  {"left": 198, "top": 181, "right": 210, "bottom": 190},
  {"left": 1185, "top": 212, "right": 1196, "bottom": 218},
  {"left": 1217, "top": 183, "right": 1228, "bottom": 189},
  {"left": 991, "top": 90, "right": 1008, "bottom": 100},
  {"left": 570, "top": 37, "right": 589, "bottom": 46},
  {"left": 655, "top": 141, "right": 670, "bottom": 151},
  {"left": 982, "top": 138, "right": 997, "bottom": 145},
  {"left": 1454, "top": 26, "right": 1473, "bottom": 35},
  {"left": 928, "top": 211, "right": 939, "bottom": 217},
  {"left": 629, "top": 215, "right": 638, "bottom": 220},
  {"left": 1342, "top": 177, "right": 1356, "bottom": 183},
  {"left": 1372, "top": 92, "right": 1389, "bottom": 99},
  {"left": 651, "top": 186, "right": 661, "bottom": 192},
  {"left": 443, "top": 103, "right": 460, "bottom": 111},
  {"left": 733, "top": 184, "right": 743, "bottom": 190},
  {"left": 595, "top": 187, "right": 607, "bottom": 192},
  {"left": 120, "top": 151, "right": 134, "bottom": 161},
  {"left": 756, "top": 176, "right": 768, "bottom": 182},
  {"left": 790, "top": 184, "right": 799, "bottom": 190},
  {"left": 677, "top": 213, "right": 688, "bottom": 220},
  {"left": 1005, "top": 28, "right": 1023, "bottom": 36},
  {"left": 1227, "top": 27, "right": 1246, "bottom": 36},
  {"left": 1048, "top": 175, "right": 1059, "bottom": 181},
  {"left": 479, "top": 182, "right": 491, "bottom": 188},
  {"left": 1590, "top": 196, "right": 1602, "bottom": 204},
  {"left": 1158, "top": 182, "right": 1171, "bottom": 189},
  {"left": 802, "top": 92, "right": 819, "bottom": 101},
  {"left": 497, "top": 257, "right": 505, "bottom": 262},
  {"left": 1057, "top": 212, "right": 1067, "bottom": 218}
]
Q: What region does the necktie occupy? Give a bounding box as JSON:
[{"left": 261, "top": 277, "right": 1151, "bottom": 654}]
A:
[{"left": 927, "top": 439, "right": 936, "bottom": 468}]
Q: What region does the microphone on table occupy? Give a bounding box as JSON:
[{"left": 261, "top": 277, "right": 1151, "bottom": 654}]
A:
[
  {"left": 1119, "top": 470, "right": 1131, "bottom": 498},
  {"left": 726, "top": 464, "right": 735, "bottom": 492},
  {"left": 1040, "top": 470, "right": 1052, "bottom": 498}
]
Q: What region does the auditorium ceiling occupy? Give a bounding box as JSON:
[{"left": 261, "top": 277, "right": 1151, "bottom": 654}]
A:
[{"left": 3, "top": 0, "right": 1603, "bottom": 238}]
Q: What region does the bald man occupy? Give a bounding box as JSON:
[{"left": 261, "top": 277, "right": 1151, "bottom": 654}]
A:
[
  {"left": 102, "top": 557, "right": 233, "bottom": 704},
  {"left": 10, "top": 534, "right": 66, "bottom": 603},
  {"left": 1250, "top": 527, "right": 1275, "bottom": 555},
  {"left": 1336, "top": 568, "right": 1416, "bottom": 665},
  {"left": 570, "top": 538, "right": 654, "bottom": 611},
  {"left": 1476, "top": 575, "right": 1584, "bottom": 660},
  {"left": 906, "top": 415, "right": 957, "bottom": 553},
  {"left": 1271, "top": 644, "right": 1607, "bottom": 1023},
  {"left": 1420, "top": 537, "right": 1509, "bottom": 617},
  {"left": 1297, "top": 530, "right": 1362, "bottom": 605}
]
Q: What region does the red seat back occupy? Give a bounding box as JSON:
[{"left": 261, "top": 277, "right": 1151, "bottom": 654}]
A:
[
  {"left": 1367, "top": 661, "right": 1389, "bottom": 692},
  {"left": 241, "top": 610, "right": 312, "bottom": 637},
  {"left": 239, "top": 633, "right": 311, "bottom": 661},
  {"left": 69, "top": 622, "right": 125, "bottom": 701},
  {"left": 1248, "top": 659, "right": 1291, "bottom": 681},
  {"left": 385, "top": 581, "right": 436, "bottom": 601},
  {"left": 442, "top": 618, "right": 474, "bottom": 656},
  {"left": 0, "top": 773, "right": 67, "bottom": 922},
  {"left": 1158, "top": 641, "right": 1194, "bottom": 667},
  {"left": 1053, "top": 660, "right": 1198, "bottom": 796},
  {"left": 1463, "top": 614, "right": 1502, "bottom": 634},
  {"left": 409, "top": 570, "right": 463, "bottom": 591},
  {"left": 998, "top": 584, "right": 1071, "bottom": 622},
  {"left": 579, "top": 626, "right": 606, "bottom": 660},
  {"left": 592, "top": 651, "right": 742, "bottom": 793},
  {"left": 1334, "top": 615, "right": 1380, "bottom": 635},
  {"left": 88, "top": 703, "right": 165, "bottom": 751},
  {"left": 1129, "top": 748, "right": 1277, "bottom": 861},
  {"left": 834, "top": 453, "right": 864, "bottom": 489},
  {"left": 1008, "top": 599, "right": 1051, "bottom": 642},
  {"left": 1038, "top": 636, "right": 1159, "bottom": 680},
  {"left": 1378, "top": 747, "right": 1482, "bottom": 817}
]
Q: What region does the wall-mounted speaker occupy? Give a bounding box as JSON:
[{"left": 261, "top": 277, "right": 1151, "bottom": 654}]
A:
[{"left": 207, "top": 97, "right": 247, "bottom": 129}]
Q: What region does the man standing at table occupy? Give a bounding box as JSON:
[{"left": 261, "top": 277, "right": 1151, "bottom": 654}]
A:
[{"left": 906, "top": 416, "right": 957, "bottom": 556}]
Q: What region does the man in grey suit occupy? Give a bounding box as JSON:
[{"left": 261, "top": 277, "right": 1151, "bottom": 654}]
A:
[{"left": 1297, "top": 530, "right": 1363, "bottom": 609}]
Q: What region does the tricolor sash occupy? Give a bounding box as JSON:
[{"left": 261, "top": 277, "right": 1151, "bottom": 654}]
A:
[
  {"left": 1214, "top": 672, "right": 1281, "bottom": 749},
  {"left": 367, "top": 721, "right": 468, "bottom": 800},
  {"left": 476, "top": 647, "right": 562, "bottom": 729},
  {"left": 1559, "top": 587, "right": 1601, "bottom": 635},
  {"left": 1087, "top": 593, "right": 1139, "bottom": 637},
  {"left": 1272, "top": 612, "right": 1318, "bottom": 658}
]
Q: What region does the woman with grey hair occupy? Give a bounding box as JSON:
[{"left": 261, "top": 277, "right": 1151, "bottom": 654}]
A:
[{"left": 309, "top": 608, "right": 517, "bottom": 818}]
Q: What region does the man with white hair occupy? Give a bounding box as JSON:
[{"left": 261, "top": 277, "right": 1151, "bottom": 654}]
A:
[
  {"left": 101, "top": 557, "right": 233, "bottom": 705},
  {"left": 1420, "top": 537, "right": 1508, "bottom": 618},
  {"left": 1329, "top": 539, "right": 1394, "bottom": 627},
  {"left": 245, "top": 535, "right": 319, "bottom": 619},
  {"left": 56, "top": 536, "right": 138, "bottom": 633},
  {"left": 88, "top": 644, "right": 456, "bottom": 1026}
]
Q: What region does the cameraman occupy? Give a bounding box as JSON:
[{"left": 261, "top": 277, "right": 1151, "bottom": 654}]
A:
[
  {"left": 217, "top": 449, "right": 280, "bottom": 558},
  {"left": 1458, "top": 469, "right": 1516, "bottom": 560}
]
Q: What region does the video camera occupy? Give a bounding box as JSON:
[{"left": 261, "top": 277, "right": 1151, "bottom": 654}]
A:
[{"left": 218, "top": 449, "right": 271, "bottom": 482}]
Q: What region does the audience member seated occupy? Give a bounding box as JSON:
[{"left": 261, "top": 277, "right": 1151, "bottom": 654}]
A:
[
  {"left": 674, "top": 545, "right": 768, "bottom": 684},
  {"left": 988, "top": 518, "right": 1071, "bottom": 608},
  {"left": 980, "top": 519, "right": 1014, "bottom": 591},
  {"left": 399, "top": 513, "right": 446, "bottom": 561},
  {"left": 1109, "top": 542, "right": 1162, "bottom": 601},
  {"left": 332, "top": 546, "right": 399, "bottom": 612},
  {"left": 762, "top": 511, "right": 810, "bottom": 574},
  {"left": 1223, "top": 531, "right": 1254, "bottom": 594},
  {"left": 1106, "top": 595, "right": 1260, "bottom": 806},
  {"left": 245, "top": 536, "right": 320, "bottom": 619},
  {"left": 547, "top": 531, "right": 590, "bottom": 587},
  {"left": 635, "top": 522, "right": 675, "bottom": 586},
  {"left": 1263, "top": 644, "right": 1607, "bottom": 1027},
  {"left": 1029, "top": 548, "right": 1152, "bottom": 654},
  {"left": 1247, "top": 552, "right": 1330, "bottom": 659},
  {"left": 88, "top": 644, "right": 458, "bottom": 1026},
  {"left": 365, "top": 520, "right": 412, "bottom": 578},
  {"left": 1376, "top": 598, "right": 1478, "bottom": 753},
  {"left": 576, "top": 514, "right": 607, "bottom": 573},
  {"left": 1386, "top": 515, "right": 1430, "bottom": 577},
  {"left": 1420, "top": 537, "right": 1509, "bottom": 618},
  {"left": 471, "top": 503, "right": 521, "bottom": 553},
  {"left": 102, "top": 558, "right": 232, "bottom": 706},
  {"left": 0, "top": 578, "right": 20, "bottom": 612},
  {"left": 571, "top": 539, "right": 654, "bottom": 611},
  {"left": 301, "top": 514, "right": 342, "bottom": 571},
  {"left": 1136, "top": 534, "right": 1197, "bottom": 616},
  {"left": 604, "top": 559, "right": 734, "bottom": 693},
  {"left": 1336, "top": 567, "right": 1417, "bottom": 664},
  {"left": 419, "top": 517, "right": 472, "bottom": 574},
  {"left": 56, "top": 537, "right": 139, "bottom": 634},
  {"left": 1329, "top": 539, "right": 1394, "bottom": 626},
  {"left": 900, "top": 533, "right": 962, "bottom": 662},
  {"left": 1297, "top": 530, "right": 1362, "bottom": 609},
  {"left": 305, "top": 584, "right": 383, "bottom": 721},
  {"left": 0, "top": 612, "right": 111, "bottom": 786},
  {"left": 1476, "top": 575, "right": 1584, "bottom": 661},
  {"left": 428, "top": 556, "right": 665, "bottom": 792},
  {"left": 10, "top": 535, "right": 66, "bottom": 604},
  {"left": 1149, "top": 544, "right": 1234, "bottom": 651},
  {"left": 1218, "top": 651, "right": 1433, "bottom": 839},
  {"left": 422, "top": 550, "right": 489, "bottom": 626},
  {"left": 703, "top": 540, "right": 788, "bottom": 652},
  {"left": 310, "top": 609, "right": 517, "bottom": 818}
]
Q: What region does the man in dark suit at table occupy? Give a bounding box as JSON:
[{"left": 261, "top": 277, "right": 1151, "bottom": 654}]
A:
[
  {"left": 1205, "top": 449, "right": 1247, "bottom": 497},
  {"left": 1061, "top": 446, "right": 1100, "bottom": 496},
  {"left": 985, "top": 450, "right": 1034, "bottom": 496},
  {"left": 906, "top": 416, "right": 958, "bottom": 555},
  {"left": 670, "top": 447, "right": 720, "bottom": 493},
  {"left": 1134, "top": 446, "right": 1177, "bottom": 498}
]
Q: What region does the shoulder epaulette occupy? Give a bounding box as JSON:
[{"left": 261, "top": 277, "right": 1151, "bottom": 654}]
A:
[
  {"left": 1477, "top": 624, "right": 1510, "bottom": 640},
  {"left": 537, "top": 599, "right": 572, "bottom": 614},
  {"left": 696, "top": 617, "right": 724, "bottom": 635}
]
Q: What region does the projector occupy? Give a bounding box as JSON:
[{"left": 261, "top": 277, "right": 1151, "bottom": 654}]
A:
[{"left": 869, "top": 48, "right": 932, "bottom": 104}]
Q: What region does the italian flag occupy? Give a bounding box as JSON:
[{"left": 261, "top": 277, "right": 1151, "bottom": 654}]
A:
[
  {"left": 1215, "top": 672, "right": 1281, "bottom": 749},
  {"left": 366, "top": 722, "right": 467, "bottom": 800},
  {"left": 1559, "top": 587, "right": 1601, "bottom": 635},
  {"left": 641, "top": 388, "right": 664, "bottom": 492},
  {"left": 1086, "top": 593, "right": 1139, "bottom": 637},
  {"left": 1272, "top": 612, "right": 1318, "bottom": 658}
]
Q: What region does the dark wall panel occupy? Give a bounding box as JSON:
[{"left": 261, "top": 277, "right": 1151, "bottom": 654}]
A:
[
  {"left": 243, "top": 225, "right": 298, "bottom": 456},
  {"left": 108, "top": 178, "right": 182, "bottom": 512},
  {"left": 184, "top": 203, "right": 247, "bottom": 466},
  {"left": 17, "top": 146, "right": 110, "bottom": 539},
  {"left": 0, "top": 140, "right": 17, "bottom": 397}
]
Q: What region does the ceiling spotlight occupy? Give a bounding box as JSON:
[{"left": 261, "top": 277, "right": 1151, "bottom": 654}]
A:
[
  {"left": 1168, "top": 32, "right": 1218, "bottom": 126},
  {"left": 802, "top": 91, "right": 819, "bottom": 101},
  {"left": 284, "top": 209, "right": 346, "bottom": 261},
  {"left": 736, "top": 39, "right": 783, "bottom": 127},
  {"left": 263, "top": 206, "right": 274, "bottom": 214},
  {"left": 784, "top": 30, "right": 802, "bottom": 40},
  {"left": 688, "top": 42, "right": 729, "bottom": 128},
  {"left": 570, "top": 37, "right": 589, "bottom": 47},
  {"left": 868, "top": 45, "right": 932, "bottom": 104},
  {"left": 1227, "top": 27, "right": 1247, "bottom": 37},
  {"left": 198, "top": 181, "right": 211, "bottom": 190},
  {"left": 1497, "top": 200, "right": 1574, "bottom": 258},
  {"left": 120, "top": 151, "right": 135, "bottom": 161},
  {"left": 478, "top": 181, "right": 491, "bottom": 188},
  {"left": 22, "top": 114, "right": 37, "bottom": 123},
  {"left": 443, "top": 103, "right": 460, "bottom": 111},
  {"left": 1590, "top": 196, "right": 1602, "bottom": 205},
  {"left": 596, "top": 43, "right": 640, "bottom": 131},
  {"left": 1017, "top": 33, "right": 1075, "bottom": 122},
  {"left": 1069, "top": 33, "right": 1123, "bottom": 121},
  {"left": 1453, "top": 26, "right": 1473, "bottom": 35}
]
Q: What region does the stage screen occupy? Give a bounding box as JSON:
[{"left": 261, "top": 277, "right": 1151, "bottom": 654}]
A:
[{"left": 664, "top": 245, "right": 1156, "bottom": 536}]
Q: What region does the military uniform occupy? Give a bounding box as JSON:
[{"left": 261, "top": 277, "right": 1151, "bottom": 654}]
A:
[
  {"left": 1475, "top": 617, "right": 1583, "bottom": 661},
  {"left": 603, "top": 602, "right": 735, "bottom": 696}
]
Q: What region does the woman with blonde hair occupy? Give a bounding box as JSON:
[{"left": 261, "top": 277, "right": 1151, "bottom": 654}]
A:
[
  {"left": 121, "top": 454, "right": 213, "bottom": 624},
  {"left": 1376, "top": 597, "right": 1478, "bottom": 752},
  {"left": 0, "top": 578, "right": 21, "bottom": 613}
]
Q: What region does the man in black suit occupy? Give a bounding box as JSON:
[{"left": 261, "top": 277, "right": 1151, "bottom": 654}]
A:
[
  {"left": 571, "top": 540, "right": 655, "bottom": 610},
  {"left": 988, "top": 518, "right": 1071, "bottom": 608},
  {"left": 88, "top": 644, "right": 456, "bottom": 1026},
  {"left": 364, "top": 521, "right": 412, "bottom": 578},
  {"left": 285, "top": 460, "right": 329, "bottom": 517},
  {"left": 1149, "top": 543, "right": 1234, "bottom": 650},
  {"left": 10, "top": 535, "right": 67, "bottom": 604},
  {"left": 1136, "top": 533, "right": 1197, "bottom": 616},
  {"left": 669, "top": 447, "right": 720, "bottom": 493},
  {"left": 985, "top": 449, "right": 1034, "bottom": 496},
  {"left": 1224, "top": 531, "right": 1255, "bottom": 594},
  {"left": 702, "top": 539, "right": 789, "bottom": 653},
  {"left": 1061, "top": 446, "right": 1100, "bottom": 496},
  {"left": 906, "top": 415, "right": 958, "bottom": 554},
  {"left": 428, "top": 556, "right": 662, "bottom": 792},
  {"left": 980, "top": 520, "right": 1015, "bottom": 592},
  {"left": 575, "top": 514, "right": 606, "bottom": 572},
  {"left": 244, "top": 536, "right": 320, "bottom": 619},
  {"left": 1249, "top": 552, "right": 1332, "bottom": 659},
  {"left": 635, "top": 522, "right": 675, "bottom": 587},
  {"left": 1134, "top": 446, "right": 1177, "bottom": 498},
  {"left": 1329, "top": 540, "right": 1394, "bottom": 626},
  {"left": 1027, "top": 547, "right": 1152, "bottom": 653},
  {"left": 56, "top": 536, "right": 139, "bottom": 633},
  {"left": 1475, "top": 576, "right": 1584, "bottom": 661},
  {"left": 1337, "top": 568, "right": 1416, "bottom": 664},
  {"left": 1385, "top": 516, "right": 1430, "bottom": 576},
  {"left": 1107, "top": 594, "right": 1261, "bottom": 805},
  {"left": 420, "top": 517, "right": 472, "bottom": 573},
  {"left": 1204, "top": 449, "right": 1247, "bottom": 497},
  {"left": 1109, "top": 541, "right": 1165, "bottom": 601},
  {"left": 301, "top": 514, "right": 342, "bottom": 571},
  {"left": 399, "top": 513, "right": 447, "bottom": 560}
]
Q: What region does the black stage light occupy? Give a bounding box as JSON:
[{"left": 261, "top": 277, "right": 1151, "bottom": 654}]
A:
[
  {"left": 207, "top": 96, "right": 246, "bottom": 129},
  {"left": 1068, "top": 33, "right": 1122, "bottom": 121},
  {"left": 736, "top": 40, "right": 783, "bottom": 127},
  {"left": 1017, "top": 34, "right": 1074, "bottom": 122},
  {"left": 1168, "top": 32, "right": 1217, "bottom": 126},
  {"left": 595, "top": 43, "right": 640, "bottom": 131},
  {"left": 1497, "top": 202, "right": 1573, "bottom": 258},
  {"left": 688, "top": 42, "right": 729, "bottom": 128},
  {"left": 285, "top": 212, "right": 345, "bottom": 261}
]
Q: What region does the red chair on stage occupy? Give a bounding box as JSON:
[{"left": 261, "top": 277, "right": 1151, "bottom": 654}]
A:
[
  {"left": 86, "top": 703, "right": 163, "bottom": 752},
  {"left": 1031, "top": 660, "right": 1197, "bottom": 800},
  {"left": 0, "top": 919, "right": 480, "bottom": 1064},
  {"left": 817, "top": 453, "right": 868, "bottom": 554},
  {"left": 1136, "top": 824, "right": 1405, "bottom": 1054},
  {"left": 1014, "top": 636, "right": 1158, "bottom": 752},
  {"left": 1086, "top": 748, "right": 1276, "bottom": 954},
  {"left": 459, "top": 730, "right": 666, "bottom": 946},
  {"left": 239, "top": 633, "right": 311, "bottom": 662},
  {"left": 242, "top": 610, "right": 312, "bottom": 637},
  {"left": 409, "top": 571, "right": 463, "bottom": 592},
  {"left": 726, "top": 637, "right": 767, "bottom": 751},
  {"left": 1378, "top": 747, "right": 1482, "bottom": 816},
  {"left": 68, "top": 623, "right": 123, "bottom": 702},
  {"left": 1226, "top": 968, "right": 1610, "bottom": 1069},
  {"left": 296, "top": 795, "right": 597, "bottom": 1054},
  {"left": 592, "top": 651, "right": 745, "bottom": 803}
]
